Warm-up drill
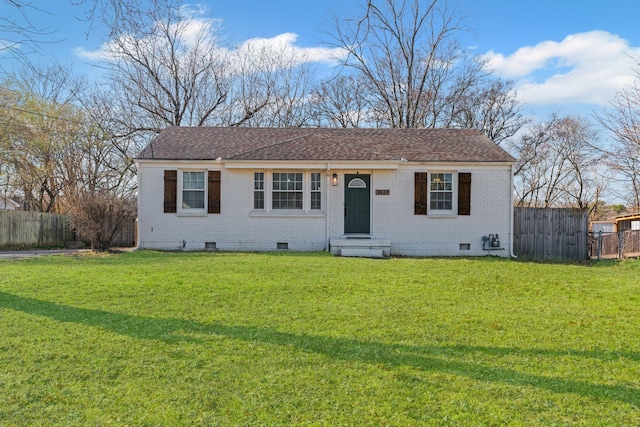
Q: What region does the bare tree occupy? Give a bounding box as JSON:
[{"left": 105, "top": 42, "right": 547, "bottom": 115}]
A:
[
  {"left": 511, "top": 114, "right": 601, "bottom": 208},
  {"left": 224, "top": 39, "right": 318, "bottom": 128},
  {"left": 0, "top": 64, "right": 136, "bottom": 217},
  {"left": 596, "top": 60, "right": 640, "bottom": 210},
  {"left": 326, "top": 0, "right": 462, "bottom": 128},
  {"left": 67, "top": 190, "right": 136, "bottom": 251},
  {"left": 0, "top": 0, "right": 60, "bottom": 68},
  {"left": 452, "top": 79, "right": 529, "bottom": 145},
  {"left": 51, "top": 111, "right": 138, "bottom": 251},
  {"left": 606, "top": 144, "right": 640, "bottom": 209},
  {"left": 309, "top": 75, "right": 376, "bottom": 127},
  {"left": 93, "top": 1, "right": 229, "bottom": 146},
  {"left": 72, "top": 0, "right": 175, "bottom": 39},
  {"left": 88, "top": 0, "right": 325, "bottom": 143},
  {"left": 260, "top": 53, "right": 317, "bottom": 128},
  {"left": 0, "top": 65, "right": 86, "bottom": 212},
  {"left": 324, "top": 0, "right": 525, "bottom": 138},
  {"left": 0, "top": 85, "right": 22, "bottom": 201}
]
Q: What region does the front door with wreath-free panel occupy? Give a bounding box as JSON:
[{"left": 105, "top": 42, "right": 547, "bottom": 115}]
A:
[{"left": 344, "top": 174, "right": 370, "bottom": 234}]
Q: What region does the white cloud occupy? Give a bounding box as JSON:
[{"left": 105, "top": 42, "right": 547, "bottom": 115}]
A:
[
  {"left": 74, "top": 45, "right": 110, "bottom": 61},
  {"left": 235, "top": 33, "right": 346, "bottom": 66},
  {"left": 484, "top": 31, "right": 640, "bottom": 106},
  {"left": 179, "top": 3, "right": 209, "bottom": 19}
]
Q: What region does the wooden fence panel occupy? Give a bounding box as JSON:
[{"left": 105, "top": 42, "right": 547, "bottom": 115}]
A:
[
  {"left": 0, "top": 210, "right": 75, "bottom": 249},
  {"left": 514, "top": 208, "right": 589, "bottom": 261},
  {"left": 0, "top": 211, "right": 136, "bottom": 249},
  {"left": 112, "top": 220, "right": 137, "bottom": 247},
  {"left": 76, "top": 219, "right": 137, "bottom": 248}
]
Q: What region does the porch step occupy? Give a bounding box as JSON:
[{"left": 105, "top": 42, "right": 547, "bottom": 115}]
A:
[
  {"left": 330, "top": 236, "right": 391, "bottom": 258},
  {"left": 340, "top": 248, "right": 384, "bottom": 258}
]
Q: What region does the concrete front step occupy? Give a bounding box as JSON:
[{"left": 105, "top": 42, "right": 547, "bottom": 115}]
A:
[
  {"left": 330, "top": 236, "right": 391, "bottom": 258},
  {"left": 340, "top": 248, "right": 384, "bottom": 258}
]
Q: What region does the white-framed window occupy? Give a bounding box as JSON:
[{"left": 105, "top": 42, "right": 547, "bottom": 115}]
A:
[
  {"left": 272, "top": 172, "right": 303, "bottom": 209},
  {"left": 251, "top": 171, "right": 323, "bottom": 213},
  {"left": 311, "top": 172, "right": 321, "bottom": 210},
  {"left": 164, "top": 169, "right": 220, "bottom": 216},
  {"left": 415, "top": 171, "right": 470, "bottom": 216},
  {"left": 254, "top": 172, "right": 265, "bottom": 210},
  {"left": 430, "top": 172, "right": 453, "bottom": 211},
  {"left": 182, "top": 171, "right": 205, "bottom": 210}
]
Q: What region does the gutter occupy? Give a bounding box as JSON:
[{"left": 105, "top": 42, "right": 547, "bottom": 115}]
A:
[
  {"left": 134, "top": 159, "right": 142, "bottom": 251},
  {"left": 509, "top": 164, "right": 517, "bottom": 259},
  {"left": 325, "top": 163, "right": 331, "bottom": 252}
]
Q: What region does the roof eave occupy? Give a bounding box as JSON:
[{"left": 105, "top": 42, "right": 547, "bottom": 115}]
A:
[{"left": 135, "top": 158, "right": 515, "bottom": 168}]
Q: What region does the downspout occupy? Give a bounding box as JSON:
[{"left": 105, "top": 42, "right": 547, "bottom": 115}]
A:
[
  {"left": 509, "top": 164, "right": 518, "bottom": 259},
  {"left": 135, "top": 159, "right": 142, "bottom": 251},
  {"left": 325, "top": 163, "right": 331, "bottom": 252}
]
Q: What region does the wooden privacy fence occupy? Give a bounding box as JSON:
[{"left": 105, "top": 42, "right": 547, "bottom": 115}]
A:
[
  {"left": 513, "top": 208, "right": 589, "bottom": 261},
  {"left": 75, "top": 221, "right": 137, "bottom": 249},
  {"left": 0, "top": 210, "right": 136, "bottom": 249},
  {"left": 0, "top": 210, "right": 74, "bottom": 249}
]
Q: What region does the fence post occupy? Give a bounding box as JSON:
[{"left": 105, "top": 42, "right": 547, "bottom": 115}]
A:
[
  {"left": 618, "top": 231, "right": 624, "bottom": 259},
  {"left": 597, "top": 231, "right": 602, "bottom": 260}
]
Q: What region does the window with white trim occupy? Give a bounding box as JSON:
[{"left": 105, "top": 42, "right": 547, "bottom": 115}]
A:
[
  {"left": 254, "top": 172, "right": 264, "bottom": 209},
  {"left": 182, "top": 171, "right": 205, "bottom": 209},
  {"left": 251, "top": 171, "right": 324, "bottom": 213},
  {"left": 430, "top": 173, "right": 452, "bottom": 210},
  {"left": 415, "top": 171, "right": 471, "bottom": 216},
  {"left": 272, "top": 172, "right": 303, "bottom": 209},
  {"left": 311, "top": 172, "right": 321, "bottom": 210}
]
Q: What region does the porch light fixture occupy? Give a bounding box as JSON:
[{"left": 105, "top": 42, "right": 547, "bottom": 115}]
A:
[{"left": 332, "top": 173, "right": 338, "bottom": 186}]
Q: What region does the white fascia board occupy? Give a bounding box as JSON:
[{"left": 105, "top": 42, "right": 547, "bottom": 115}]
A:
[
  {"left": 136, "top": 159, "right": 225, "bottom": 169},
  {"left": 136, "top": 159, "right": 513, "bottom": 170},
  {"left": 401, "top": 161, "right": 514, "bottom": 169},
  {"left": 222, "top": 161, "right": 400, "bottom": 170},
  {"left": 136, "top": 159, "right": 399, "bottom": 170}
]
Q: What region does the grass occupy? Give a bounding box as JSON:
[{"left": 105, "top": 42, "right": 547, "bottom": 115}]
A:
[{"left": 0, "top": 251, "right": 639, "bottom": 425}]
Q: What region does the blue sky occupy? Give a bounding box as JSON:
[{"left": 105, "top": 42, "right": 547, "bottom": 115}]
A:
[{"left": 4, "top": 0, "right": 640, "bottom": 119}]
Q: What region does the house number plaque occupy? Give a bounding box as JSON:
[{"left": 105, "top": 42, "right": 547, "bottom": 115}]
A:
[{"left": 375, "top": 189, "right": 390, "bottom": 195}]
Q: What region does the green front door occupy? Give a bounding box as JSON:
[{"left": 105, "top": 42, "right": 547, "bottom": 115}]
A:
[{"left": 344, "top": 174, "right": 370, "bottom": 234}]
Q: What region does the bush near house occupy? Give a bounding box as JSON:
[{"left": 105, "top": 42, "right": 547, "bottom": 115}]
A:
[{"left": 0, "top": 252, "right": 638, "bottom": 425}]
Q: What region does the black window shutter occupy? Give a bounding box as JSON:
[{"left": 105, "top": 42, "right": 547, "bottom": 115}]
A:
[
  {"left": 458, "top": 172, "right": 471, "bottom": 216},
  {"left": 208, "top": 171, "right": 221, "bottom": 214},
  {"left": 414, "top": 172, "right": 428, "bottom": 215},
  {"left": 163, "top": 170, "right": 177, "bottom": 213}
]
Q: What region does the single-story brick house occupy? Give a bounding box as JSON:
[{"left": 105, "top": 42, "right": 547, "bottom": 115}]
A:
[{"left": 135, "top": 127, "right": 516, "bottom": 257}]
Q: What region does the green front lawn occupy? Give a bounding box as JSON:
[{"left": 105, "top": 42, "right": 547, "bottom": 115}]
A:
[{"left": 1, "top": 251, "right": 639, "bottom": 425}]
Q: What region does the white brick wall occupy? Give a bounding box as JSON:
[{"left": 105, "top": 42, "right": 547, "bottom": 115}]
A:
[
  {"left": 137, "top": 161, "right": 513, "bottom": 257},
  {"left": 370, "top": 167, "right": 512, "bottom": 256}
]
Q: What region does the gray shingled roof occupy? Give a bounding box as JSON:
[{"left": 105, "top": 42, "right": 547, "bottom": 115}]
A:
[{"left": 137, "top": 127, "right": 515, "bottom": 163}]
